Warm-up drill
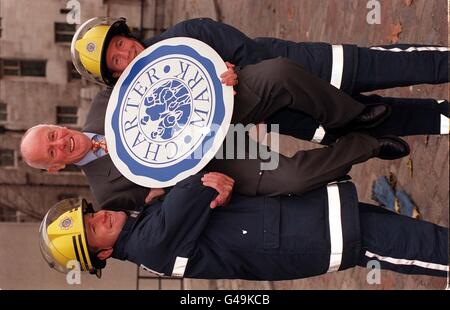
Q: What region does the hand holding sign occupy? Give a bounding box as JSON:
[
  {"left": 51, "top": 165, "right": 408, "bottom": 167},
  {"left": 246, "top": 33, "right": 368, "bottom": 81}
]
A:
[{"left": 220, "top": 62, "right": 238, "bottom": 94}]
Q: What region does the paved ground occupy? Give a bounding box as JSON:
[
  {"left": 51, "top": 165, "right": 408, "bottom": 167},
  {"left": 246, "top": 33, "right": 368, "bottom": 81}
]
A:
[{"left": 167, "top": 0, "right": 448, "bottom": 290}]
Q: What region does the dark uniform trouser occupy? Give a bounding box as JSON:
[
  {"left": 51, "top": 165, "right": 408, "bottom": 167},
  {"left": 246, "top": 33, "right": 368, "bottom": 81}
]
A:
[
  {"left": 354, "top": 45, "right": 449, "bottom": 94},
  {"left": 357, "top": 203, "right": 448, "bottom": 277},
  {"left": 356, "top": 95, "right": 449, "bottom": 138},
  {"left": 253, "top": 40, "right": 448, "bottom": 95},
  {"left": 260, "top": 44, "right": 449, "bottom": 144},
  {"left": 267, "top": 96, "right": 449, "bottom": 145}
]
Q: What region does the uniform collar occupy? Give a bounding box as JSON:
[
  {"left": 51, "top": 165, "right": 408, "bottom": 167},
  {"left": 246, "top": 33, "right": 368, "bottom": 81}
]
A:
[{"left": 112, "top": 208, "right": 145, "bottom": 260}]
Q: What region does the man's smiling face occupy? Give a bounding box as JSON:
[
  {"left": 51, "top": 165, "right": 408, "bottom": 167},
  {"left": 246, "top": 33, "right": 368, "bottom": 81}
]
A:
[
  {"left": 105, "top": 35, "right": 145, "bottom": 78},
  {"left": 84, "top": 210, "right": 128, "bottom": 252},
  {"left": 21, "top": 125, "right": 92, "bottom": 171}
]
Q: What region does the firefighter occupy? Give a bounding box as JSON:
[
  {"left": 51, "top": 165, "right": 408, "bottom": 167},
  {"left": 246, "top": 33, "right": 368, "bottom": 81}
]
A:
[
  {"left": 39, "top": 174, "right": 448, "bottom": 281},
  {"left": 71, "top": 17, "right": 449, "bottom": 144}
]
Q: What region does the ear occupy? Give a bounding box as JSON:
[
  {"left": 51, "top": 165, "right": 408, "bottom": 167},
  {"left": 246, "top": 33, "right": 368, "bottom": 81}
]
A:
[
  {"left": 47, "top": 164, "right": 65, "bottom": 173},
  {"left": 97, "top": 248, "right": 113, "bottom": 260},
  {"left": 112, "top": 72, "right": 121, "bottom": 78}
]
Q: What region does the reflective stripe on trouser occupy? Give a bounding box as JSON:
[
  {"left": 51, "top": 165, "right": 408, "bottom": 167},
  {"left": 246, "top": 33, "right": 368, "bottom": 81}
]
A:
[
  {"left": 369, "top": 46, "right": 450, "bottom": 52},
  {"left": 364, "top": 250, "right": 449, "bottom": 274}
]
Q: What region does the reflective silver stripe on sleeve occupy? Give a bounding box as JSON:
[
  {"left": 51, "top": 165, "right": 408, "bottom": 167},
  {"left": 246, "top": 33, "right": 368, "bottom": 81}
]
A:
[
  {"left": 326, "top": 184, "right": 343, "bottom": 273},
  {"left": 172, "top": 256, "right": 189, "bottom": 277},
  {"left": 311, "top": 126, "right": 326, "bottom": 143},
  {"left": 330, "top": 45, "right": 344, "bottom": 89}
]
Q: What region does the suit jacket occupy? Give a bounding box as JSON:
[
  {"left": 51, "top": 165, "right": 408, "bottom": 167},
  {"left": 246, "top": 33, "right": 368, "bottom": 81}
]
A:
[
  {"left": 112, "top": 174, "right": 361, "bottom": 280},
  {"left": 81, "top": 89, "right": 149, "bottom": 210}
]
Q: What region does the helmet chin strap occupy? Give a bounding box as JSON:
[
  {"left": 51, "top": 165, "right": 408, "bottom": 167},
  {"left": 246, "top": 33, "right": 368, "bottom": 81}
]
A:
[
  {"left": 83, "top": 202, "right": 95, "bottom": 214},
  {"left": 94, "top": 248, "right": 111, "bottom": 259}
]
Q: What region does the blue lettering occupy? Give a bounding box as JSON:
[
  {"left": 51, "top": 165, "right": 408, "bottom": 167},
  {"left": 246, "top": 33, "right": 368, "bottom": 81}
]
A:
[
  {"left": 187, "top": 70, "right": 204, "bottom": 90},
  {"left": 124, "top": 99, "right": 139, "bottom": 113},
  {"left": 194, "top": 88, "right": 209, "bottom": 101},
  {"left": 124, "top": 116, "right": 138, "bottom": 132},
  {"left": 190, "top": 108, "right": 209, "bottom": 127},
  {"left": 144, "top": 142, "right": 161, "bottom": 160},
  {"left": 165, "top": 141, "right": 179, "bottom": 160},
  {"left": 175, "top": 61, "right": 191, "bottom": 81},
  {"left": 146, "top": 68, "right": 160, "bottom": 85},
  {"left": 132, "top": 131, "right": 146, "bottom": 147},
  {"left": 133, "top": 82, "right": 147, "bottom": 97}
]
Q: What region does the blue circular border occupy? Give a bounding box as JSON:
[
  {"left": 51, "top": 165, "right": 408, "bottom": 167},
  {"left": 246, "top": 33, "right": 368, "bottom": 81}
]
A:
[{"left": 112, "top": 45, "right": 225, "bottom": 182}]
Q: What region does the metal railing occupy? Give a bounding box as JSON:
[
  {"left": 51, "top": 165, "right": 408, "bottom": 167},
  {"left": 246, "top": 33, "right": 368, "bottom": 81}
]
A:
[{"left": 136, "top": 266, "right": 184, "bottom": 290}]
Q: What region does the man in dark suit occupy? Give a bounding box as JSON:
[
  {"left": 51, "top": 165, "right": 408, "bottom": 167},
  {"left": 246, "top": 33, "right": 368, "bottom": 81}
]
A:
[{"left": 39, "top": 173, "right": 448, "bottom": 280}]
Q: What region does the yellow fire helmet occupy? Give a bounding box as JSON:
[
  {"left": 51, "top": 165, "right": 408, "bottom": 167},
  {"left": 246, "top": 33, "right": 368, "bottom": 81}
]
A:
[
  {"left": 39, "top": 198, "right": 103, "bottom": 278},
  {"left": 71, "top": 17, "right": 130, "bottom": 86}
]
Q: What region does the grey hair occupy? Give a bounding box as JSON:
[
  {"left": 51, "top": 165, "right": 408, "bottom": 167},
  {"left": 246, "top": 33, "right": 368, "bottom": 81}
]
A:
[{"left": 20, "top": 124, "right": 59, "bottom": 170}]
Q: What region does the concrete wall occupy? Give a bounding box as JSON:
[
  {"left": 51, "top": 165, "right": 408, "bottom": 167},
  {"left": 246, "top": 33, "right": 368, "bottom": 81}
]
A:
[
  {"left": 0, "top": 1, "right": 180, "bottom": 220},
  {"left": 0, "top": 0, "right": 106, "bottom": 130}
]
